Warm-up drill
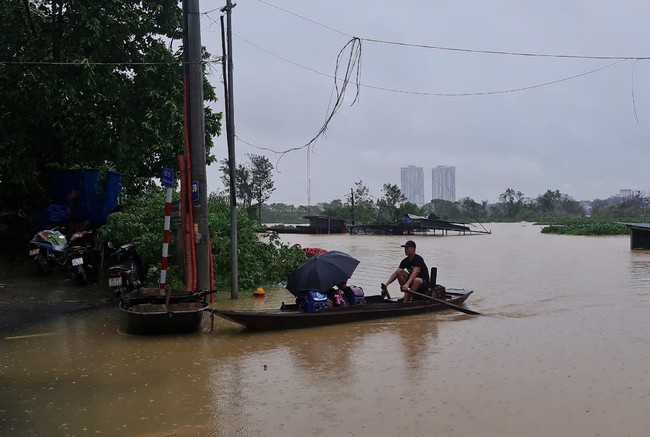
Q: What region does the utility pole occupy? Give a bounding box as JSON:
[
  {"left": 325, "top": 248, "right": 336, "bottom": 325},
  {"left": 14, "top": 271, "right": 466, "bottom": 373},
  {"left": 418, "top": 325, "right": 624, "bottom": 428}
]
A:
[
  {"left": 350, "top": 188, "right": 355, "bottom": 226},
  {"left": 221, "top": 0, "right": 238, "bottom": 298},
  {"left": 183, "top": 0, "right": 210, "bottom": 291}
]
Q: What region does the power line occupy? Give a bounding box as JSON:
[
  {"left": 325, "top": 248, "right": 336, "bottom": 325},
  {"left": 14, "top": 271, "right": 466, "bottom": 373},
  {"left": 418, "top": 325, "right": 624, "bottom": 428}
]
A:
[
  {"left": 227, "top": 31, "right": 630, "bottom": 97},
  {"left": 0, "top": 60, "right": 200, "bottom": 67},
  {"left": 360, "top": 58, "right": 628, "bottom": 97},
  {"left": 217, "top": 7, "right": 638, "bottom": 97},
  {"left": 362, "top": 37, "right": 650, "bottom": 61},
  {"left": 255, "top": 0, "right": 351, "bottom": 38},
  {"left": 255, "top": 0, "right": 650, "bottom": 61}
]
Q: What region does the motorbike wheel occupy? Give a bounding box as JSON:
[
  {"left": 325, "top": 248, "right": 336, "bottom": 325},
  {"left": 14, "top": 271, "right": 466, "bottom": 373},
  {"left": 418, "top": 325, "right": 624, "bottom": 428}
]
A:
[
  {"left": 75, "top": 265, "right": 88, "bottom": 285},
  {"left": 130, "top": 263, "right": 143, "bottom": 291},
  {"left": 36, "top": 254, "right": 53, "bottom": 276},
  {"left": 113, "top": 287, "right": 125, "bottom": 300}
]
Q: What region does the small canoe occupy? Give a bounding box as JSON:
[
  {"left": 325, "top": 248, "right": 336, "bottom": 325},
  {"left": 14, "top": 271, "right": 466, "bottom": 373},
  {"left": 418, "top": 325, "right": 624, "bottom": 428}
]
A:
[
  {"left": 212, "top": 287, "right": 474, "bottom": 331},
  {"left": 119, "top": 291, "right": 208, "bottom": 335}
]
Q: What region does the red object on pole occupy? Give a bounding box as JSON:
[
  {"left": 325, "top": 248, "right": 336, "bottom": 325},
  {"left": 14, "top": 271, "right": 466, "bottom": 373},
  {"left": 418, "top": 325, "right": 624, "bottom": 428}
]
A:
[
  {"left": 160, "top": 186, "right": 173, "bottom": 294},
  {"left": 179, "top": 155, "right": 196, "bottom": 292}
]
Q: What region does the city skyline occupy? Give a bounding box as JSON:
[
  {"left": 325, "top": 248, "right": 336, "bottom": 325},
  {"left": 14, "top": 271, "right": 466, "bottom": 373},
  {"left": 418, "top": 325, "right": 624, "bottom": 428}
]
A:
[
  {"left": 400, "top": 165, "right": 425, "bottom": 206},
  {"left": 400, "top": 165, "right": 456, "bottom": 204},
  {"left": 432, "top": 165, "right": 456, "bottom": 202}
]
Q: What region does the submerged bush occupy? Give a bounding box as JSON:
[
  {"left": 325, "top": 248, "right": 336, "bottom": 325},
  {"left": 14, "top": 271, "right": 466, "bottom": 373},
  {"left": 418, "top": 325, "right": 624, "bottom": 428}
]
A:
[
  {"left": 540, "top": 218, "right": 629, "bottom": 236},
  {"left": 98, "top": 189, "right": 306, "bottom": 292},
  {"left": 207, "top": 194, "right": 306, "bottom": 291}
]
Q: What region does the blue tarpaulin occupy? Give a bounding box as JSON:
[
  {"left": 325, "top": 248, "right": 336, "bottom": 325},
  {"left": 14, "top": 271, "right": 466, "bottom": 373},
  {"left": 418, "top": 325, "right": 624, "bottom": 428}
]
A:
[{"left": 50, "top": 169, "right": 122, "bottom": 226}]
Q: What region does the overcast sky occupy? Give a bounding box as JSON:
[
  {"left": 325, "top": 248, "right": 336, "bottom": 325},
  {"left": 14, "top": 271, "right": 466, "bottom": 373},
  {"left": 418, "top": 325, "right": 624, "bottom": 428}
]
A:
[{"left": 198, "top": 1, "right": 650, "bottom": 205}]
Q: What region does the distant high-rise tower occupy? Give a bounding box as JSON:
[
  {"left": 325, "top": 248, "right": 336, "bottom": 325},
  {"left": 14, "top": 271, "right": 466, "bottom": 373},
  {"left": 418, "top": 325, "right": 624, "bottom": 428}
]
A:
[
  {"left": 432, "top": 166, "right": 456, "bottom": 201},
  {"left": 400, "top": 165, "right": 424, "bottom": 206}
]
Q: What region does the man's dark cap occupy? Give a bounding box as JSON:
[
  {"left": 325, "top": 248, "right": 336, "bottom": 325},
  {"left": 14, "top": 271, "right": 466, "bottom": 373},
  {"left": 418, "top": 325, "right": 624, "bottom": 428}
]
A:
[{"left": 401, "top": 240, "right": 416, "bottom": 248}]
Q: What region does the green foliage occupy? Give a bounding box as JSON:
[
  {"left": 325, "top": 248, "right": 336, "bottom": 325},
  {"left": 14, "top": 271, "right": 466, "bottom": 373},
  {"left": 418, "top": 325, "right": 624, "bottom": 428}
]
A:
[
  {"left": 347, "top": 180, "right": 377, "bottom": 225},
  {"left": 207, "top": 194, "right": 306, "bottom": 291},
  {"left": 536, "top": 190, "right": 584, "bottom": 216},
  {"left": 421, "top": 199, "right": 460, "bottom": 220},
  {"left": 540, "top": 219, "right": 629, "bottom": 235},
  {"left": 496, "top": 188, "right": 524, "bottom": 217},
  {"left": 0, "top": 0, "right": 221, "bottom": 216},
  {"left": 376, "top": 183, "right": 407, "bottom": 222},
  {"left": 456, "top": 197, "right": 488, "bottom": 219},
  {"left": 259, "top": 183, "right": 647, "bottom": 239},
  {"left": 96, "top": 187, "right": 186, "bottom": 289},
  {"left": 319, "top": 199, "right": 349, "bottom": 219},
  {"left": 396, "top": 201, "right": 421, "bottom": 218},
  {"left": 97, "top": 190, "right": 307, "bottom": 292},
  {"left": 261, "top": 203, "right": 312, "bottom": 224},
  {"left": 220, "top": 154, "right": 275, "bottom": 220}
]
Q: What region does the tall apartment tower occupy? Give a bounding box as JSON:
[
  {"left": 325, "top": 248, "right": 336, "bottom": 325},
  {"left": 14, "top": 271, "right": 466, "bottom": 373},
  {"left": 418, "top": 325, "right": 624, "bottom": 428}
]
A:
[
  {"left": 400, "top": 165, "right": 425, "bottom": 206},
  {"left": 432, "top": 165, "right": 456, "bottom": 201}
]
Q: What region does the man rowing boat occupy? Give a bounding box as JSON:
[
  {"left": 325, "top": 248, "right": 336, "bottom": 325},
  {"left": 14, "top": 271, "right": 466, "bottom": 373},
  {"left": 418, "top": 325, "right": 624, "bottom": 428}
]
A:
[{"left": 381, "top": 240, "right": 429, "bottom": 303}]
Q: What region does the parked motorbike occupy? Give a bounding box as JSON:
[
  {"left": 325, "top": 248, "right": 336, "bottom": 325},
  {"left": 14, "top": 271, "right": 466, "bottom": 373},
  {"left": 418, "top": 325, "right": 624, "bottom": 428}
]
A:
[
  {"left": 107, "top": 243, "right": 144, "bottom": 298},
  {"left": 28, "top": 228, "right": 68, "bottom": 275},
  {"left": 67, "top": 230, "right": 97, "bottom": 285}
]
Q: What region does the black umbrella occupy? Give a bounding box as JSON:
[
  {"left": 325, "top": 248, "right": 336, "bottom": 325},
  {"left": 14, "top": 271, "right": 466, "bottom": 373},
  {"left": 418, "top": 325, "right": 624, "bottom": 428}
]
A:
[{"left": 286, "top": 250, "right": 360, "bottom": 296}]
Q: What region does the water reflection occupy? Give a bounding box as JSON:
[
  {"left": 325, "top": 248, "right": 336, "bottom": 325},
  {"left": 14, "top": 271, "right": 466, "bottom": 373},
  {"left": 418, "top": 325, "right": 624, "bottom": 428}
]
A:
[
  {"left": 2, "top": 224, "right": 650, "bottom": 436},
  {"left": 629, "top": 251, "right": 650, "bottom": 293}
]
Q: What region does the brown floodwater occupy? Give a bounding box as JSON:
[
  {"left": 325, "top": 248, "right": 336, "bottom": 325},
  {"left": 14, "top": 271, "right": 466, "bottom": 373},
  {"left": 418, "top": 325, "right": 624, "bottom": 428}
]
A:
[{"left": 2, "top": 223, "right": 649, "bottom": 436}]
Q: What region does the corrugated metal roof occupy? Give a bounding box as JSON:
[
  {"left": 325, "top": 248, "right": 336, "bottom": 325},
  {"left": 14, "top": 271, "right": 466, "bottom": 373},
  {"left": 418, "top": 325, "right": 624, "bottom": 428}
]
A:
[{"left": 618, "top": 222, "right": 650, "bottom": 230}]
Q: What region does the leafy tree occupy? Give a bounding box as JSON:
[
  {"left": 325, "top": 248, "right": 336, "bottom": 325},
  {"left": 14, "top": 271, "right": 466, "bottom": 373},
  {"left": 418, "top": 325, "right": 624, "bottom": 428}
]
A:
[
  {"left": 457, "top": 197, "right": 487, "bottom": 219},
  {"left": 220, "top": 153, "right": 275, "bottom": 220},
  {"left": 206, "top": 193, "right": 305, "bottom": 290},
  {"left": 497, "top": 188, "right": 524, "bottom": 218},
  {"left": 0, "top": 1, "right": 221, "bottom": 217},
  {"left": 346, "top": 180, "right": 376, "bottom": 225},
  {"left": 618, "top": 191, "right": 646, "bottom": 214},
  {"left": 261, "top": 203, "right": 310, "bottom": 224},
  {"left": 220, "top": 160, "right": 251, "bottom": 212},
  {"left": 422, "top": 199, "right": 460, "bottom": 220},
  {"left": 396, "top": 201, "right": 422, "bottom": 218},
  {"left": 320, "top": 199, "right": 348, "bottom": 219},
  {"left": 249, "top": 154, "right": 275, "bottom": 221},
  {"left": 377, "top": 183, "right": 407, "bottom": 222},
  {"left": 591, "top": 192, "right": 648, "bottom": 221},
  {"left": 535, "top": 189, "right": 584, "bottom": 217},
  {"left": 536, "top": 190, "right": 562, "bottom": 213}
]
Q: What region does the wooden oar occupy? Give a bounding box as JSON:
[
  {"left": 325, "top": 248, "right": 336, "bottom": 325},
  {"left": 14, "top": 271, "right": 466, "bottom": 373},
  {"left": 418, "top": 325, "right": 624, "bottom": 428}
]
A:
[
  {"left": 380, "top": 283, "right": 391, "bottom": 299},
  {"left": 407, "top": 289, "right": 481, "bottom": 315}
]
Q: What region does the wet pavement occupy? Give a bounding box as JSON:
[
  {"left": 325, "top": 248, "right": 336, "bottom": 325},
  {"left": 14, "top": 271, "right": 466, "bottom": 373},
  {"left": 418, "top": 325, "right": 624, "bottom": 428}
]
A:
[{"left": 0, "top": 260, "right": 113, "bottom": 333}]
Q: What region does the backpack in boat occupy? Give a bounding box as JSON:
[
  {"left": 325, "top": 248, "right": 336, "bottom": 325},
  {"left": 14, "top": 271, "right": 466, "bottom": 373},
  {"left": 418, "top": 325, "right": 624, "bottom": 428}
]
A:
[
  {"left": 330, "top": 289, "right": 347, "bottom": 306},
  {"left": 344, "top": 286, "right": 366, "bottom": 305},
  {"left": 297, "top": 291, "right": 328, "bottom": 313}
]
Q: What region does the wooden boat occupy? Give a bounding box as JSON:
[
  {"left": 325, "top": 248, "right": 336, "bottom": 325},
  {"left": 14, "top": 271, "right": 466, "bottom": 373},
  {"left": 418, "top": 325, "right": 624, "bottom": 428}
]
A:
[
  {"left": 119, "top": 290, "right": 209, "bottom": 335},
  {"left": 212, "top": 287, "right": 474, "bottom": 331}
]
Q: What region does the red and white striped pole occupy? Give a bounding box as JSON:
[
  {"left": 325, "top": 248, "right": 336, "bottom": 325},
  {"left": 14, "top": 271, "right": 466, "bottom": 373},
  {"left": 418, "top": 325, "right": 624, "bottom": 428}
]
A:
[{"left": 160, "top": 168, "right": 174, "bottom": 296}]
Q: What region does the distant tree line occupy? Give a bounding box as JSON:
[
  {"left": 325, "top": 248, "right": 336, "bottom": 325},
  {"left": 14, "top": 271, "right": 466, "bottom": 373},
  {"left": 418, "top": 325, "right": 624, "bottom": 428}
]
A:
[{"left": 259, "top": 184, "right": 649, "bottom": 226}]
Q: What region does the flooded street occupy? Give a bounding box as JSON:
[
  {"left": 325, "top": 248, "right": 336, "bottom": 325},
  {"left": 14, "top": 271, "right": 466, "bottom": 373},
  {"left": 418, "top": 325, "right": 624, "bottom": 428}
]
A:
[{"left": 2, "top": 223, "right": 650, "bottom": 436}]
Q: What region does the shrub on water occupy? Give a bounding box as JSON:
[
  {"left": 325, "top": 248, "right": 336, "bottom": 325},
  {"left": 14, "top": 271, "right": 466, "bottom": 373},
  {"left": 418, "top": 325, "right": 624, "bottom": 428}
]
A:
[
  {"left": 98, "top": 189, "right": 306, "bottom": 292},
  {"left": 540, "top": 218, "right": 629, "bottom": 236}
]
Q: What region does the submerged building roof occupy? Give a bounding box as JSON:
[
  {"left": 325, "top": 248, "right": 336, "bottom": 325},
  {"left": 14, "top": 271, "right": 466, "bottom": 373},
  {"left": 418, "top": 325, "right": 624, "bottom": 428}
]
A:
[{"left": 618, "top": 222, "right": 650, "bottom": 249}]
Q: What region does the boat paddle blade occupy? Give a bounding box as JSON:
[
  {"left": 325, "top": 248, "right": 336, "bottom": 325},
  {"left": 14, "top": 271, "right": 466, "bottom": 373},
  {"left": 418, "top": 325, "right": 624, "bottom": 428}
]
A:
[{"left": 408, "top": 289, "right": 481, "bottom": 315}]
